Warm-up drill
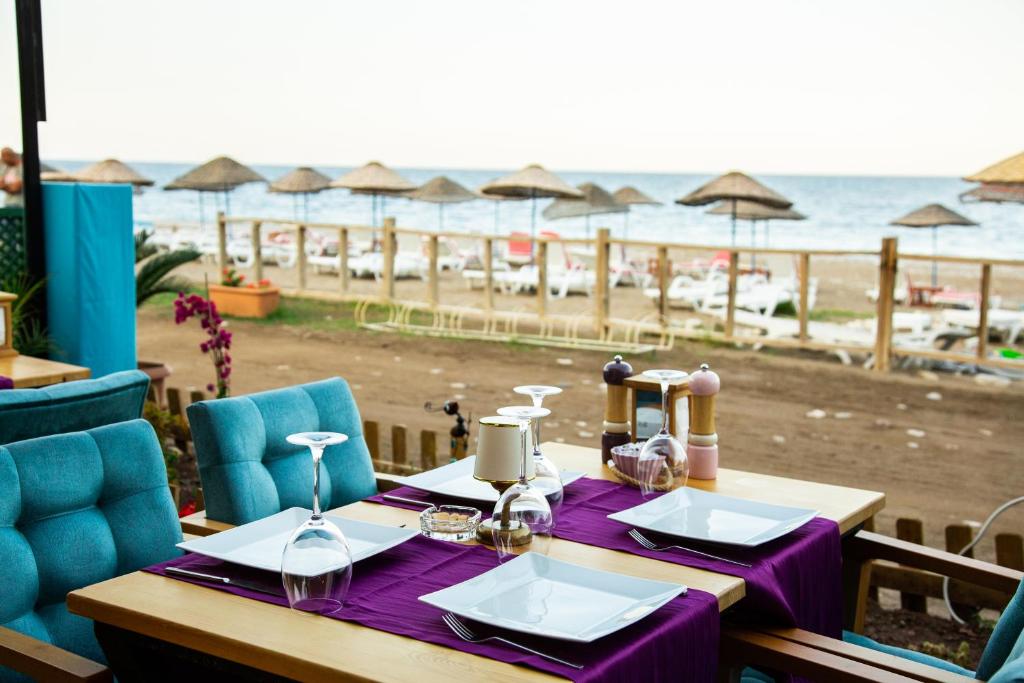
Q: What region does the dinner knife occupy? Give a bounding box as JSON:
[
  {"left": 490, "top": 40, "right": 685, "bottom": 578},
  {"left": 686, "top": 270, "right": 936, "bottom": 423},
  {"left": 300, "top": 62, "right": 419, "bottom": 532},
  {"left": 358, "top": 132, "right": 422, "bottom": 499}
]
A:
[{"left": 165, "top": 566, "right": 284, "bottom": 598}]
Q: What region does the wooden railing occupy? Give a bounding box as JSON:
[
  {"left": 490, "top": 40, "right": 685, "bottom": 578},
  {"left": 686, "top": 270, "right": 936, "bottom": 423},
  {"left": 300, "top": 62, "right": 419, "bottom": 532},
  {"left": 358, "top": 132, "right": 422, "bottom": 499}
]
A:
[{"left": 213, "top": 212, "right": 1024, "bottom": 372}]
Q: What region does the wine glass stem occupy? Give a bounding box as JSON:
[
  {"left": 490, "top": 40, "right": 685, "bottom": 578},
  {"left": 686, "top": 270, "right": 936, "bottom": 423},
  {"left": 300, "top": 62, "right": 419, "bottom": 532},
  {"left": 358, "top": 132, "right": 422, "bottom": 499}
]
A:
[
  {"left": 519, "top": 423, "right": 529, "bottom": 484},
  {"left": 660, "top": 380, "right": 670, "bottom": 433},
  {"left": 533, "top": 416, "right": 542, "bottom": 456},
  {"left": 311, "top": 446, "right": 324, "bottom": 520}
]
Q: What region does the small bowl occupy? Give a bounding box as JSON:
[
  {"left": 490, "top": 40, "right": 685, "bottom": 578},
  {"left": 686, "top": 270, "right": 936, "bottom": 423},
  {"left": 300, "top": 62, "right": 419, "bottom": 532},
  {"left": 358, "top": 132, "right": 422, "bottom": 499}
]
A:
[{"left": 419, "top": 505, "right": 481, "bottom": 542}]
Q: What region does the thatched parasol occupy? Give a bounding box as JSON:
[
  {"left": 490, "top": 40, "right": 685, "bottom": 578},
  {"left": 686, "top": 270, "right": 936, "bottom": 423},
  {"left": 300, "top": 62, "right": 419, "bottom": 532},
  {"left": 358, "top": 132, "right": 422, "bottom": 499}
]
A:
[
  {"left": 329, "top": 161, "right": 415, "bottom": 228},
  {"left": 708, "top": 199, "right": 806, "bottom": 267},
  {"left": 269, "top": 166, "right": 332, "bottom": 221},
  {"left": 39, "top": 162, "right": 76, "bottom": 182},
  {"left": 964, "top": 151, "right": 1024, "bottom": 185},
  {"left": 612, "top": 186, "right": 661, "bottom": 206},
  {"left": 74, "top": 159, "right": 154, "bottom": 187},
  {"left": 479, "top": 164, "right": 583, "bottom": 244},
  {"left": 890, "top": 203, "right": 978, "bottom": 285},
  {"left": 960, "top": 183, "right": 1024, "bottom": 205},
  {"left": 165, "top": 156, "right": 266, "bottom": 225},
  {"left": 403, "top": 176, "right": 477, "bottom": 230},
  {"left": 677, "top": 171, "right": 792, "bottom": 245},
  {"left": 543, "top": 182, "right": 627, "bottom": 238}
]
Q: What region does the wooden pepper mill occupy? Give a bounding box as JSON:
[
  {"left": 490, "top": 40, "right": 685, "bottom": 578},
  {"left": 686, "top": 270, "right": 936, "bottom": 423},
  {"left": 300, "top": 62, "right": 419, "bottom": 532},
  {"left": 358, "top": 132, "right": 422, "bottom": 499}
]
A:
[
  {"left": 602, "top": 355, "right": 633, "bottom": 462},
  {"left": 687, "top": 363, "right": 721, "bottom": 479}
]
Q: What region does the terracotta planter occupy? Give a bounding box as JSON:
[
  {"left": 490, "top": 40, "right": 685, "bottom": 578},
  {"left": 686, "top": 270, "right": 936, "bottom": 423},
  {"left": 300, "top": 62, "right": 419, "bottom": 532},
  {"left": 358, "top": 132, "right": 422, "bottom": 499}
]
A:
[{"left": 208, "top": 284, "right": 280, "bottom": 318}]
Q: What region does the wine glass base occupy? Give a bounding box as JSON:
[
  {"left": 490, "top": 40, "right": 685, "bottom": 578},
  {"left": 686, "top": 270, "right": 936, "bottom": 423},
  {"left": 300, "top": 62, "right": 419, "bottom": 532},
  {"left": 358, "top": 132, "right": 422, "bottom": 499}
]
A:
[
  {"left": 476, "top": 518, "right": 533, "bottom": 546},
  {"left": 288, "top": 597, "right": 344, "bottom": 615}
]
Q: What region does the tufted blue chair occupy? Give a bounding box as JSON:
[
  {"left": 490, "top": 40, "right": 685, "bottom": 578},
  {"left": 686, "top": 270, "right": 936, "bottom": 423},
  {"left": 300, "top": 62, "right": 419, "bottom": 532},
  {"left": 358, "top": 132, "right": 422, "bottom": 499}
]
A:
[
  {"left": 0, "top": 419, "right": 182, "bottom": 682},
  {"left": 187, "top": 377, "right": 377, "bottom": 526},
  {"left": 0, "top": 370, "right": 149, "bottom": 445}
]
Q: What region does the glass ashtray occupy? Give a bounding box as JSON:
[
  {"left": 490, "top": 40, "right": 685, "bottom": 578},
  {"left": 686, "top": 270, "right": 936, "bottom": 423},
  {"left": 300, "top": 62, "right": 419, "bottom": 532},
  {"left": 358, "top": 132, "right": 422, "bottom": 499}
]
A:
[{"left": 419, "top": 505, "right": 481, "bottom": 542}]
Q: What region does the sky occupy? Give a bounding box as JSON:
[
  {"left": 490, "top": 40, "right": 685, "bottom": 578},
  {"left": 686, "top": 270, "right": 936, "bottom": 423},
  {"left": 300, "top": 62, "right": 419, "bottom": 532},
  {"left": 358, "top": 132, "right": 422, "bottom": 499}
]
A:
[{"left": 1, "top": 0, "right": 1022, "bottom": 176}]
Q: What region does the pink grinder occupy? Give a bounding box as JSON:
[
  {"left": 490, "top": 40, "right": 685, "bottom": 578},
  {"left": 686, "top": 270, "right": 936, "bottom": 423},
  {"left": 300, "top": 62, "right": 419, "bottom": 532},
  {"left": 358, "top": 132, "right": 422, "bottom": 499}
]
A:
[{"left": 687, "top": 363, "right": 721, "bottom": 480}]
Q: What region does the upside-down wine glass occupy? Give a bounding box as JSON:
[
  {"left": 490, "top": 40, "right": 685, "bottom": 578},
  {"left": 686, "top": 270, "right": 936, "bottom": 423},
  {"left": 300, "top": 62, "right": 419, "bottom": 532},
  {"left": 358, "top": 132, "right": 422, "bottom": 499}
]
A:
[
  {"left": 281, "top": 432, "right": 353, "bottom": 614},
  {"left": 637, "top": 370, "right": 689, "bottom": 498},
  {"left": 491, "top": 410, "right": 554, "bottom": 563},
  {"left": 511, "top": 385, "right": 564, "bottom": 510}
]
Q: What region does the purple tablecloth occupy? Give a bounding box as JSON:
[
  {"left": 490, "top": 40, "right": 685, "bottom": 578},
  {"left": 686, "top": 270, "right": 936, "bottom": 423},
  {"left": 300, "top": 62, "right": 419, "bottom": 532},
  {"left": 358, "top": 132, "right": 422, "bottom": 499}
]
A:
[
  {"left": 146, "top": 535, "right": 719, "bottom": 682},
  {"left": 370, "top": 477, "right": 843, "bottom": 639}
]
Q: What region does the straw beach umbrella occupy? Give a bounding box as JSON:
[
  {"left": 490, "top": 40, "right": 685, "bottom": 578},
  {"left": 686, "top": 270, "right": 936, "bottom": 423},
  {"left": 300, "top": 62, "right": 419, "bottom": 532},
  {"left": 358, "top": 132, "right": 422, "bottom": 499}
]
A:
[
  {"left": 543, "top": 182, "right": 626, "bottom": 238},
  {"left": 269, "top": 166, "right": 332, "bottom": 221},
  {"left": 890, "top": 203, "right": 977, "bottom": 286},
  {"left": 612, "top": 185, "right": 662, "bottom": 242},
  {"left": 74, "top": 159, "right": 154, "bottom": 187},
  {"left": 165, "top": 156, "right": 266, "bottom": 224},
  {"left": 708, "top": 199, "right": 806, "bottom": 268},
  {"left": 960, "top": 183, "right": 1024, "bottom": 205},
  {"left": 676, "top": 171, "right": 792, "bottom": 245},
  {"left": 39, "top": 162, "right": 75, "bottom": 182},
  {"left": 329, "top": 161, "right": 415, "bottom": 228},
  {"left": 404, "top": 176, "right": 476, "bottom": 230},
  {"left": 479, "top": 164, "right": 583, "bottom": 247},
  {"left": 964, "top": 151, "right": 1024, "bottom": 185}
]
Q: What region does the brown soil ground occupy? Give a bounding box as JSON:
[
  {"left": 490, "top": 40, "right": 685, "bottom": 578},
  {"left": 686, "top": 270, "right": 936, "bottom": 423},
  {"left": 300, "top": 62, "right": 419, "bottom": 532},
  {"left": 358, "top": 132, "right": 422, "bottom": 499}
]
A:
[{"left": 864, "top": 601, "right": 993, "bottom": 670}]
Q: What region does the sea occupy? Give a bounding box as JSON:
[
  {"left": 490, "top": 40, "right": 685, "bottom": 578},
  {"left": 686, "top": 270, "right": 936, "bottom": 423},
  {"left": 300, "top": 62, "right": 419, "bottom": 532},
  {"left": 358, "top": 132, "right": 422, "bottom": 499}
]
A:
[{"left": 50, "top": 161, "right": 1024, "bottom": 258}]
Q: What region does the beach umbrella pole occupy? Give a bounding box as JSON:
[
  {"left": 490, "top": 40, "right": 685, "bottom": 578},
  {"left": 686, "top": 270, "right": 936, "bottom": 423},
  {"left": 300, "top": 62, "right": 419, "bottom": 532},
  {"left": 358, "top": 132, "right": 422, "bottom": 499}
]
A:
[
  {"left": 531, "top": 190, "right": 538, "bottom": 257},
  {"left": 439, "top": 203, "right": 444, "bottom": 231},
  {"left": 750, "top": 221, "right": 756, "bottom": 270},
  {"left": 932, "top": 226, "right": 938, "bottom": 287}
]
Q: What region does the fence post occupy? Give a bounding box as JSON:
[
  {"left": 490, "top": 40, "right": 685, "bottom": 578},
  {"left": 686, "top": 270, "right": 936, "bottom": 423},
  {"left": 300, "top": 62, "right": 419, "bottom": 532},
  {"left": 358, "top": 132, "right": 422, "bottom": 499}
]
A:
[
  {"left": 391, "top": 425, "right": 407, "bottom": 468},
  {"left": 595, "top": 228, "right": 610, "bottom": 335},
  {"left": 420, "top": 430, "right": 437, "bottom": 471},
  {"left": 946, "top": 524, "right": 977, "bottom": 618},
  {"left": 873, "top": 237, "right": 898, "bottom": 372},
  {"left": 363, "top": 420, "right": 380, "bottom": 460},
  {"left": 339, "top": 227, "right": 349, "bottom": 294},
  {"left": 725, "top": 251, "right": 739, "bottom": 338},
  {"left": 382, "top": 217, "right": 396, "bottom": 301},
  {"left": 977, "top": 264, "right": 991, "bottom": 359},
  {"left": 216, "top": 212, "right": 228, "bottom": 272},
  {"left": 995, "top": 534, "right": 1024, "bottom": 570},
  {"left": 537, "top": 239, "right": 548, "bottom": 317},
  {"left": 657, "top": 246, "right": 669, "bottom": 328},
  {"left": 428, "top": 234, "right": 439, "bottom": 307},
  {"left": 296, "top": 224, "right": 307, "bottom": 291},
  {"left": 798, "top": 253, "right": 810, "bottom": 342},
  {"left": 895, "top": 518, "right": 927, "bottom": 612},
  {"left": 483, "top": 237, "right": 494, "bottom": 311},
  {"left": 251, "top": 221, "right": 263, "bottom": 282}
]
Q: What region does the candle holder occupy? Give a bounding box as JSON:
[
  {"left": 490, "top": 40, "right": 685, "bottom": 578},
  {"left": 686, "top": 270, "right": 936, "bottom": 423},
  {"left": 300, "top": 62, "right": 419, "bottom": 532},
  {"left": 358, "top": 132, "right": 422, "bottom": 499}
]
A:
[{"left": 490, "top": 414, "right": 554, "bottom": 561}]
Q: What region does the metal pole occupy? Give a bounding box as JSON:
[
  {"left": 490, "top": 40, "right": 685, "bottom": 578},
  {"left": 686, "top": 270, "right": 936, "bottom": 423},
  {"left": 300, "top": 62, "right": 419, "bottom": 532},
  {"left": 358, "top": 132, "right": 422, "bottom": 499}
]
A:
[
  {"left": 931, "top": 226, "right": 938, "bottom": 287},
  {"left": 730, "top": 198, "right": 737, "bottom": 246},
  {"left": 750, "top": 221, "right": 756, "bottom": 270},
  {"left": 16, "top": 0, "right": 47, "bottom": 324}
]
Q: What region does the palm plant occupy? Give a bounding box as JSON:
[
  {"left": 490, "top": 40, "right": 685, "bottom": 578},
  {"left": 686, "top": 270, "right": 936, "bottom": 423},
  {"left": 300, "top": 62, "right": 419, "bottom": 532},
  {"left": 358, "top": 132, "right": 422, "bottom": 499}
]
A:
[
  {"left": 135, "top": 231, "right": 200, "bottom": 306},
  {"left": 0, "top": 272, "right": 55, "bottom": 357}
]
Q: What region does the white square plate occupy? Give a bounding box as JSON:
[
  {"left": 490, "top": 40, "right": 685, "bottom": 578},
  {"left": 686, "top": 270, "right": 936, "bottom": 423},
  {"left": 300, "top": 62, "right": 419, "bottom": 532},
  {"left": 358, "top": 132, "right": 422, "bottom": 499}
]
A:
[
  {"left": 396, "top": 456, "right": 586, "bottom": 503},
  {"left": 177, "top": 507, "right": 418, "bottom": 572},
  {"left": 419, "top": 552, "right": 686, "bottom": 643},
  {"left": 608, "top": 488, "right": 817, "bottom": 547}
]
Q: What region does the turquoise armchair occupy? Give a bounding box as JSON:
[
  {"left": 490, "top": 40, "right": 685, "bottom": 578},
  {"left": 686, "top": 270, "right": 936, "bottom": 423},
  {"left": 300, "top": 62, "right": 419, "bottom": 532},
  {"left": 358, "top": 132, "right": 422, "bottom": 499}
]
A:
[
  {"left": 0, "top": 419, "right": 183, "bottom": 682},
  {"left": 722, "top": 531, "right": 1024, "bottom": 682},
  {"left": 0, "top": 370, "right": 149, "bottom": 445},
  {"left": 187, "top": 377, "right": 378, "bottom": 526}
]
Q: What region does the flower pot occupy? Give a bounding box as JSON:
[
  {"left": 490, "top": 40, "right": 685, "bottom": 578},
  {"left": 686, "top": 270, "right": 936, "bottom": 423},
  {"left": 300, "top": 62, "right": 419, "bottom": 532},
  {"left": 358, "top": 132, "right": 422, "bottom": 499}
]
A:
[
  {"left": 138, "top": 360, "right": 171, "bottom": 408},
  {"left": 208, "top": 284, "right": 281, "bottom": 318}
]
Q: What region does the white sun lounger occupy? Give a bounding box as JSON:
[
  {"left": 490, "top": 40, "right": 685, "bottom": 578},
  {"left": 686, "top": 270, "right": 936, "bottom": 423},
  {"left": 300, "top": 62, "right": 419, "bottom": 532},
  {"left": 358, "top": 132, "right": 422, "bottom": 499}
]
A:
[{"left": 941, "top": 308, "right": 1024, "bottom": 344}]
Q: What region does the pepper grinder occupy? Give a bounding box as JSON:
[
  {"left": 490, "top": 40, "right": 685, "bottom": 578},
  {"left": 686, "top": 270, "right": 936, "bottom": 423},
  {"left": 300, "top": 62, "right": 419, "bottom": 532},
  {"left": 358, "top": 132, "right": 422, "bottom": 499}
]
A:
[
  {"left": 687, "top": 363, "right": 720, "bottom": 480},
  {"left": 602, "top": 355, "right": 633, "bottom": 462}
]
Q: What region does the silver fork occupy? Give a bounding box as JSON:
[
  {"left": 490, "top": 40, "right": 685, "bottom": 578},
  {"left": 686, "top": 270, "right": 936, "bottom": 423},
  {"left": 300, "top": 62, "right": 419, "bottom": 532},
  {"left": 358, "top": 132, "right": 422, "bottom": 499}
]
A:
[
  {"left": 441, "top": 612, "right": 584, "bottom": 670},
  {"left": 628, "top": 528, "right": 752, "bottom": 568}
]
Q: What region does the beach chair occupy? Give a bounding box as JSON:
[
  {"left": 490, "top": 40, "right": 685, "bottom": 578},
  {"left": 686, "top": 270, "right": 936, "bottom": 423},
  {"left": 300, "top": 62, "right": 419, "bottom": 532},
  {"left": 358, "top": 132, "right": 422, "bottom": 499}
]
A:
[
  {"left": 720, "top": 531, "right": 1024, "bottom": 683},
  {"left": 941, "top": 308, "right": 1024, "bottom": 344},
  {"left": 504, "top": 232, "right": 534, "bottom": 266},
  {"left": 0, "top": 420, "right": 182, "bottom": 682}
]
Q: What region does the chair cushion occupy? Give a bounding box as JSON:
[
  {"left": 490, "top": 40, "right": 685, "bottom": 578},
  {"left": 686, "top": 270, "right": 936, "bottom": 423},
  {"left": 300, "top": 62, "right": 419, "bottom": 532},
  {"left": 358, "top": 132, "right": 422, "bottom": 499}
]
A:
[
  {"left": 187, "top": 377, "right": 377, "bottom": 525},
  {"left": 842, "top": 630, "right": 974, "bottom": 677},
  {"left": 0, "top": 370, "right": 149, "bottom": 445},
  {"left": 978, "top": 580, "right": 1024, "bottom": 681},
  {"left": 0, "top": 419, "right": 182, "bottom": 682},
  {"left": 740, "top": 667, "right": 775, "bottom": 682}
]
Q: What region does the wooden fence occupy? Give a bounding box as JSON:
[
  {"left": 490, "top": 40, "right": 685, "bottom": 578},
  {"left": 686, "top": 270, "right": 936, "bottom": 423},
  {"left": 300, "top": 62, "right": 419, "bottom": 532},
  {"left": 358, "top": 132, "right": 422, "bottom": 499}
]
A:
[
  {"left": 212, "top": 213, "right": 1024, "bottom": 372},
  {"left": 866, "top": 516, "right": 1024, "bottom": 611}
]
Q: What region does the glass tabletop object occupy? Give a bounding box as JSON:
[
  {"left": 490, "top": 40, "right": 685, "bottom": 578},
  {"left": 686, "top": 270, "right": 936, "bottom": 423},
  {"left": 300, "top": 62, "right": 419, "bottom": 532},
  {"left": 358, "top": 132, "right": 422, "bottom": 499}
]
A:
[
  {"left": 513, "top": 385, "right": 563, "bottom": 408},
  {"left": 637, "top": 370, "right": 689, "bottom": 498},
  {"left": 281, "top": 432, "right": 353, "bottom": 614},
  {"left": 496, "top": 405, "right": 563, "bottom": 511},
  {"left": 490, "top": 414, "right": 554, "bottom": 563}
]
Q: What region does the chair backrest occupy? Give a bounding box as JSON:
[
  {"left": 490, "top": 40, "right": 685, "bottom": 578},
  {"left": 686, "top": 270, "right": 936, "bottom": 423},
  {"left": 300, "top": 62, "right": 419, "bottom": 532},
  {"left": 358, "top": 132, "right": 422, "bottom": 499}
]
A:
[
  {"left": 977, "top": 579, "right": 1024, "bottom": 681},
  {"left": 0, "top": 420, "right": 182, "bottom": 678},
  {"left": 187, "top": 377, "right": 377, "bottom": 525},
  {"left": 507, "top": 232, "right": 532, "bottom": 257},
  {"left": 0, "top": 369, "right": 149, "bottom": 445}
]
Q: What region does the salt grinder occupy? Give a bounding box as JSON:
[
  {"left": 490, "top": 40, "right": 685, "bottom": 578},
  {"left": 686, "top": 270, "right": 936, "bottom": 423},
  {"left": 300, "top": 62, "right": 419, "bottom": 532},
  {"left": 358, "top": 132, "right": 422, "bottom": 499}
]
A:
[
  {"left": 687, "top": 363, "right": 720, "bottom": 479},
  {"left": 602, "top": 354, "right": 633, "bottom": 462}
]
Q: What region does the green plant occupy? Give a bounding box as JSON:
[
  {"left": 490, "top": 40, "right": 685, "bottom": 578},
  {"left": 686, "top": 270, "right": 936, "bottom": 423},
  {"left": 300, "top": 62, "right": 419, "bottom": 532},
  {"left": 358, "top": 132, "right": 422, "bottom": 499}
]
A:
[
  {"left": 135, "top": 230, "right": 200, "bottom": 307},
  {"left": 0, "top": 271, "right": 55, "bottom": 356},
  {"left": 143, "top": 400, "right": 192, "bottom": 486}
]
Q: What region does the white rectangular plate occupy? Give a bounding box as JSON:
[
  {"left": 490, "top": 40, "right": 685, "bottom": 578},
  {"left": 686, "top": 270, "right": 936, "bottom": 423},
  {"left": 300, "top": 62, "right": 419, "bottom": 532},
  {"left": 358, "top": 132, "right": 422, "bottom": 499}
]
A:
[
  {"left": 396, "top": 456, "right": 586, "bottom": 503},
  {"left": 608, "top": 488, "right": 817, "bottom": 547},
  {"left": 177, "top": 507, "right": 418, "bottom": 572},
  {"left": 419, "top": 552, "right": 686, "bottom": 643}
]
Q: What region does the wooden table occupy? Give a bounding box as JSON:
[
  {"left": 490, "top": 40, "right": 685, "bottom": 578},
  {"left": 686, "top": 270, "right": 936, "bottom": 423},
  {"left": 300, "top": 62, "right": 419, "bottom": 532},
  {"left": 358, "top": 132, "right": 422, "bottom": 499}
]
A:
[
  {"left": 68, "top": 443, "right": 884, "bottom": 682},
  {"left": 0, "top": 354, "right": 90, "bottom": 387}
]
